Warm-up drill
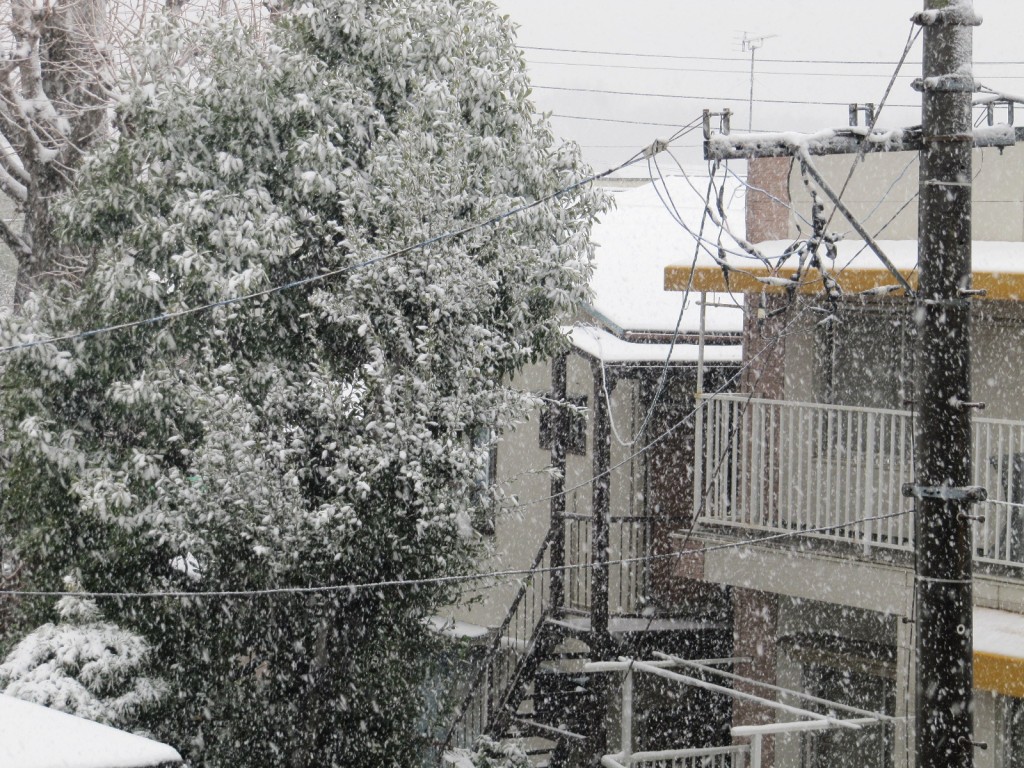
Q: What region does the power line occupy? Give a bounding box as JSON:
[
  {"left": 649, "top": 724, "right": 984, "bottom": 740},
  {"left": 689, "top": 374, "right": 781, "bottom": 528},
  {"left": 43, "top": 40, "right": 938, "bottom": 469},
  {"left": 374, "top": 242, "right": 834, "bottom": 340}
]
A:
[
  {"left": 551, "top": 113, "right": 698, "bottom": 128},
  {"left": 0, "top": 510, "right": 911, "bottom": 601},
  {"left": 533, "top": 84, "right": 919, "bottom": 110},
  {"left": 528, "top": 59, "right": 922, "bottom": 79},
  {"left": 0, "top": 148, "right": 660, "bottom": 356},
  {"left": 513, "top": 302, "right": 818, "bottom": 513},
  {"left": 520, "top": 44, "right": 1024, "bottom": 67}
]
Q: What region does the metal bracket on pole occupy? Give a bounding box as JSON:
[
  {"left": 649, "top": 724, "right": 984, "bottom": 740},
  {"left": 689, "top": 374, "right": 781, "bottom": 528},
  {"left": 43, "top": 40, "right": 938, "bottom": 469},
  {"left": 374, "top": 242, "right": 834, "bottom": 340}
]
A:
[
  {"left": 911, "top": 74, "right": 978, "bottom": 93},
  {"left": 703, "top": 109, "right": 732, "bottom": 160},
  {"left": 985, "top": 98, "right": 1015, "bottom": 127},
  {"left": 849, "top": 103, "right": 876, "bottom": 127},
  {"left": 910, "top": 7, "right": 983, "bottom": 26},
  {"left": 901, "top": 484, "right": 987, "bottom": 503}
]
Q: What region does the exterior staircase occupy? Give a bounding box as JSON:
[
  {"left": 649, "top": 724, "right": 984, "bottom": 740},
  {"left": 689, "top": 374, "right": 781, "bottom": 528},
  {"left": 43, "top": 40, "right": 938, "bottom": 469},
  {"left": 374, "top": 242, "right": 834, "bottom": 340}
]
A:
[{"left": 439, "top": 509, "right": 731, "bottom": 767}]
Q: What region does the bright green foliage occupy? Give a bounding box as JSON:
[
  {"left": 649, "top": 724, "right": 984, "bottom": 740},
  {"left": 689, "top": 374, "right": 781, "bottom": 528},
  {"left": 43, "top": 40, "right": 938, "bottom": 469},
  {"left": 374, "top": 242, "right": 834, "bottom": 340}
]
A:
[{"left": 0, "top": 1, "right": 603, "bottom": 765}]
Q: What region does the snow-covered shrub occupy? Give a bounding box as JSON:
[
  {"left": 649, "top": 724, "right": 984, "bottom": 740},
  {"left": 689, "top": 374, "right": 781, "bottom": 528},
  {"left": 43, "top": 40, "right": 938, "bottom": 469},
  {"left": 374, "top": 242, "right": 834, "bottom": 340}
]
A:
[
  {"left": 0, "top": 591, "right": 165, "bottom": 727},
  {"left": 449, "top": 736, "right": 533, "bottom": 768}
]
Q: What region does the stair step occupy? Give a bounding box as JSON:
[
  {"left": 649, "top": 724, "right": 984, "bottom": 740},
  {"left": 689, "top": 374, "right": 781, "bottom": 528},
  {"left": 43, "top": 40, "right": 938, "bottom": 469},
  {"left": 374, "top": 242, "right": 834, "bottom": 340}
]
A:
[
  {"left": 544, "top": 616, "right": 592, "bottom": 634},
  {"left": 511, "top": 717, "right": 588, "bottom": 743}
]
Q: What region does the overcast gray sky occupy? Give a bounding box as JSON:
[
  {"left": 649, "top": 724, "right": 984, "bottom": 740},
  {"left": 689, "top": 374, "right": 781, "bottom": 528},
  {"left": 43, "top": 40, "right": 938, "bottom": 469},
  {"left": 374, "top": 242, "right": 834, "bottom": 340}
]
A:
[{"left": 493, "top": 1, "right": 1024, "bottom": 173}]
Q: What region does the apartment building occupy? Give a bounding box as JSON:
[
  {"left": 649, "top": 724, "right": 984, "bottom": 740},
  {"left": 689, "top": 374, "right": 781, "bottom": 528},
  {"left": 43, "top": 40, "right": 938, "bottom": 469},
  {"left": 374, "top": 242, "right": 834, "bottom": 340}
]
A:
[
  {"left": 443, "top": 142, "right": 1024, "bottom": 768},
  {"left": 662, "top": 147, "right": 1024, "bottom": 768},
  {"left": 439, "top": 175, "right": 748, "bottom": 765}
]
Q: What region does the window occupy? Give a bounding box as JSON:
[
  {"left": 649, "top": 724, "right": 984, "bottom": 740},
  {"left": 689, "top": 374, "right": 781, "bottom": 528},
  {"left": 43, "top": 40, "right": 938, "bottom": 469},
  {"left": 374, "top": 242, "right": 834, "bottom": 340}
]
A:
[
  {"left": 1005, "top": 696, "right": 1024, "bottom": 768},
  {"left": 538, "top": 394, "right": 588, "bottom": 456},
  {"left": 471, "top": 427, "right": 498, "bottom": 535},
  {"left": 816, "top": 307, "right": 914, "bottom": 409}
]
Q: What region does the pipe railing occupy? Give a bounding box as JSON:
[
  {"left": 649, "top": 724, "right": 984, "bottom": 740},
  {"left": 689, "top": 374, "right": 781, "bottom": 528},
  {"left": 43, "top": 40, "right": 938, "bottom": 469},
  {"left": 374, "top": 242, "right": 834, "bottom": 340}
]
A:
[
  {"left": 697, "top": 394, "right": 1024, "bottom": 566},
  {"left": 441, "top": 527, "right": 555, "bottom": 752},
  {"left": 565, "top": 514, "right": 659, "bottom": 616}
]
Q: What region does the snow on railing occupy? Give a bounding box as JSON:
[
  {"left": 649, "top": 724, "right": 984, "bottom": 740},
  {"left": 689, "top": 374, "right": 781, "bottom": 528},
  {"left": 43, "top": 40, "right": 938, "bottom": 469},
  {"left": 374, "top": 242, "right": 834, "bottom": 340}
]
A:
[
  {"left": 696, "top": 394, "right": 1024, "bottom": 567},
  {"left": 442, "top": 529, "right": 554, "bottom": 752},
  {"left": 601, "top": 744, "right": 749, "bottom": 768}
]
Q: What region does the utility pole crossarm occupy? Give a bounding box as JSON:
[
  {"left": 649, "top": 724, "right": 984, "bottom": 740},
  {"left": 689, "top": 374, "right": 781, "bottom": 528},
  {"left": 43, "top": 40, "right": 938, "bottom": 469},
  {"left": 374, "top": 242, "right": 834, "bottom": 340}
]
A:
[{"left": 703, "top": 123, "right": 1019, "bottom": 160}]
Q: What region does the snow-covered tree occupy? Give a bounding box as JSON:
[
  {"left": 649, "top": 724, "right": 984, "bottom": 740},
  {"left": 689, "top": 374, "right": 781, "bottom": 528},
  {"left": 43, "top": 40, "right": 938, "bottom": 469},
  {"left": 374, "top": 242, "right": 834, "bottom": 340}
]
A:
[
  {"left": 0, "top": 0, "right": 266, "bottom": 304},
  {"left": 0, "top": 1, "right": 604, "bottom": 765},
  {"left": 0, "top": 587, "right": 165, "bottom": 727}
]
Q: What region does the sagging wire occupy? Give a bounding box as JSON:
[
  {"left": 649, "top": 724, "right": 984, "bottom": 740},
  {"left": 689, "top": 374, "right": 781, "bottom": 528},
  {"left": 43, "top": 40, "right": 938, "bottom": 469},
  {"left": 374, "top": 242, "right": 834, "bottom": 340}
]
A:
[
  {"left": 0, "top": 142, "right": 670, "bottom": 357},
  {"left": 831, "top": 128, "right": 990, "bottom": 294},
  {"left": 850, "top": 153, "right": 919, "bottom": 234},
  {"left": 796, "top": 147, "right": 915, "bottom": 296},
  {"left": 0, "top": 510, "right": 914, "bottom": 601},
  {"left": 665, "top": 151, "right": 773, "bottom": 269},
  {"left": 664, "top": 150, "right": 836, "bottom": 302},
  {"left": 821, "top": 23, "right": 923, "bottom": 235},
  {"left": 608, "top": 381, "right": 759, "bottom": 700},
  {"left": 599, "top": 156, "right": 726, "bottom": 449},
  {"left": 643, "top": 155, "right": 777, "bottom": 269},
  {"left": 781, "top": 23, "right": 922, "bottom": 309},
  {"left": 512, "top": 299, "right": 819, "bottom": 513},
  {"left": 724, "top": 160, "right": 815, "bottom": 233}
]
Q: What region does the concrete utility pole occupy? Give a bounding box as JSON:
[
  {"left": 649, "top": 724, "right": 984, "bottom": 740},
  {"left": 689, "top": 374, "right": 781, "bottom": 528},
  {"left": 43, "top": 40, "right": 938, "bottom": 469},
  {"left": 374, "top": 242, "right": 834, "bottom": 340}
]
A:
[
  {"left": 909, "top": 4, "right": 983, "bottom": 768},
  {"left": 702, "top": 5, "right": 991, "bottom": 768}
]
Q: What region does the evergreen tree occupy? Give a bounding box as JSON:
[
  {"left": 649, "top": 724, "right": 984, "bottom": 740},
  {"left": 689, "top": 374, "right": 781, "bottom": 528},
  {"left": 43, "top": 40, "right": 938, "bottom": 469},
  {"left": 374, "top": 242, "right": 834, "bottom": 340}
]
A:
[
  {"left": 0, "top": 1, "right": 604, "bottom": 765},
  {"left": 0, "top": 586, "right": 166, "bottom": 728}
]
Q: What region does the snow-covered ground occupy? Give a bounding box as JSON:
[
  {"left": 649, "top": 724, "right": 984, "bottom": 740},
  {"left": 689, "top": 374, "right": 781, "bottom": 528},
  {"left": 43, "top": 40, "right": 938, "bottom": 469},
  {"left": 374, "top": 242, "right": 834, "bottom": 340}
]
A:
[{"left": 0, "top": 693, "right": 182, "bottom": 768}]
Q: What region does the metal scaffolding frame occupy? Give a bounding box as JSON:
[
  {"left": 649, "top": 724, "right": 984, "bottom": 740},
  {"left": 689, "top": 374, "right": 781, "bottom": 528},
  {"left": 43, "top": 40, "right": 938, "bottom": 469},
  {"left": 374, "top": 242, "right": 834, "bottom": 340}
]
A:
[{"left": 583, "top": 655, "right": 899, "bottom": 768}]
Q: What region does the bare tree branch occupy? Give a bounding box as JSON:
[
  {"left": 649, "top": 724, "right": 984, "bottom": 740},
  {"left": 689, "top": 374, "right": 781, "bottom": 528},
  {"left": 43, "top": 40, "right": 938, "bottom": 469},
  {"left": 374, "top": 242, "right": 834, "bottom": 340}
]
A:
[{"left": 0, "top": 217, "right": 30, "bottom": 260}]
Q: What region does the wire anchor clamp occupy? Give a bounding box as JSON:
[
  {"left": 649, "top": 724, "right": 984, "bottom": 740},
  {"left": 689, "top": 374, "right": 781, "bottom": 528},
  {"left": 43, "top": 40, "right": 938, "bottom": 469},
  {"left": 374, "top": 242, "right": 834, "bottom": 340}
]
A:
[
  {"left": 642, "top": 138, "right": 669, "bottom": 159},
  {"left": 958, "top": 512, "right": 986, "bottom": 523},
  {"left": 911, "top": 74, "right": 978, "bottom": 94},
  {"left": 901, "top": 484, "right": 987, "bottom": 503}
]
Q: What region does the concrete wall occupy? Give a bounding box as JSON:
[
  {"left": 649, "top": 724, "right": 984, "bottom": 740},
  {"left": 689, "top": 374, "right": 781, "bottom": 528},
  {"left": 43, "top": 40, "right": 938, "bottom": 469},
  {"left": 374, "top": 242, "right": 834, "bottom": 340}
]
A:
[
  {"left": 787, "top": 145, "right": 1024, "bottom": 243},
  {"left": 444, "top": 353, "right": 653, "bottom": 629}
]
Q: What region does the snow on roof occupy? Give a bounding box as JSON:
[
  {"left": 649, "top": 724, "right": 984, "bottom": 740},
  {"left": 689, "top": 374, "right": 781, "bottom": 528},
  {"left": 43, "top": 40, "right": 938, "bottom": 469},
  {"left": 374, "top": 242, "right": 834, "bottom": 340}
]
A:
[
  {"left": 752, "top": 238, "right": 1024, "bottom": 275},
  {"left": 589, "top": 176, "right": 745, "bottom": 334},
  {"left": 565, "top": 325, "right": 743, "bottom": 365},
  {"left": 666, "top": 237, "right": 1024, "bottom": 299},
  {"left": 974, "top": 607, "right": 1024, "bottom": 660},
  {"left": 0, "top": 694, "right": 182, "bottom": 768}
]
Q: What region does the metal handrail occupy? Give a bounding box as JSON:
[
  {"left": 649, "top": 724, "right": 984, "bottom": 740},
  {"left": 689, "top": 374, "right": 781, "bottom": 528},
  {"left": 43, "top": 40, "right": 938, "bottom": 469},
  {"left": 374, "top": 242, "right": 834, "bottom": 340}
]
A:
[
  {"left": 440, "top": 523, "right": 558, "bottom": 753},
  {"left": 698, "top": 394, "right": 1024, "bottom": 565}
]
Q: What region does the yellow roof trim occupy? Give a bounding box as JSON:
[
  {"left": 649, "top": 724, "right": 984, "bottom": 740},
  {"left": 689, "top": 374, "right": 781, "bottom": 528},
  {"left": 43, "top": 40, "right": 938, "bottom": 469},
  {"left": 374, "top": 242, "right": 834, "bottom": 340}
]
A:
[
  {"left": 665, "top": 264, "right": 1024, "bottom": 301},
  {"left": 974, "top": 650, "right": 1024, "bottom": 698}
]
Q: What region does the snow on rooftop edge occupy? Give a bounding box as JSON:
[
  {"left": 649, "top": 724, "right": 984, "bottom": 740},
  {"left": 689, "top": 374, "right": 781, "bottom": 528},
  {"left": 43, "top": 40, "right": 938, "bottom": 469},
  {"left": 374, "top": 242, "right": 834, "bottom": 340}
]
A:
[
  {"left": 0, "top": 694, "right": 182, "bottom": 768},
  {"left": 668, "top": 238, "right": 1024, "bottom": 275},
  {"left": 974, "top": 607, "right": 1024, "bottom": 660},
  {"left": 565, "top": 325, "right": 742, "bottom": 365},
  {"left": 589, "top": 176, "right": 746, "bottom": 334}
]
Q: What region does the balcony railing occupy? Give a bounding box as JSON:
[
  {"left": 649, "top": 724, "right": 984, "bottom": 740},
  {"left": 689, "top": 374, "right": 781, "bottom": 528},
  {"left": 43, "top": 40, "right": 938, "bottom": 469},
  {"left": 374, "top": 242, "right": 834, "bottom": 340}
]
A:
[
  {"left": 565, "top": 514, "right": 657, "bottom": 615},
  {"left": 696, "top": 394, "right": 1024, "bottom": 567}
]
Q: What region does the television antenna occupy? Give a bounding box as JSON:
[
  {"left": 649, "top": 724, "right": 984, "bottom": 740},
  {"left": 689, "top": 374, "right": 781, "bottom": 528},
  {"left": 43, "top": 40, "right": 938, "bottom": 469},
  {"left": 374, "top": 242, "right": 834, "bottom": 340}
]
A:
[{"left": 741, "top": 31, "right": 778, "bottom": 130}]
